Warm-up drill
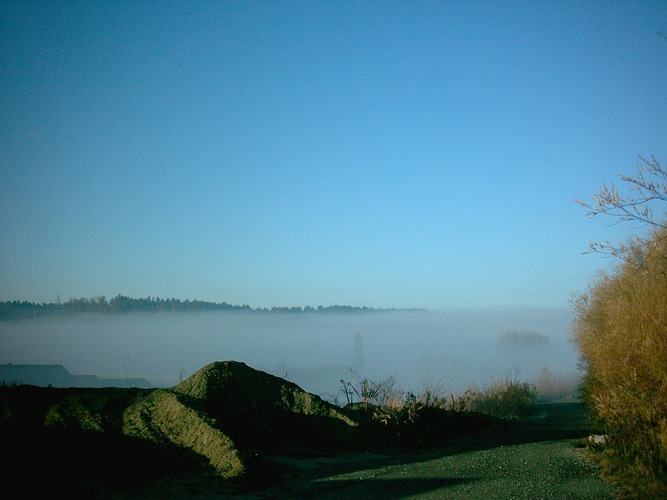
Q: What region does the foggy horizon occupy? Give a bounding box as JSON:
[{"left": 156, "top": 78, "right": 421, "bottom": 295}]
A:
[{"left": 0, "top": 307, "right": 579, "bottom": 398}]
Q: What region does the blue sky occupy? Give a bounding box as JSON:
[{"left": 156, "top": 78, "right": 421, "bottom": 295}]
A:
[{"left": 1, "top": 1, "right": 666, "bottom": 311}]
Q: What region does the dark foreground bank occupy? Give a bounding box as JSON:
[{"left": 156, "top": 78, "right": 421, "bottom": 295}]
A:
[{"left": 1, "top": 362, "right": 615, "bottom": 498}]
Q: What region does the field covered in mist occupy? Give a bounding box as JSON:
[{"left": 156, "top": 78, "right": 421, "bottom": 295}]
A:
[{"left": 0, "top": 308, "right": 578, "bottom": 397}]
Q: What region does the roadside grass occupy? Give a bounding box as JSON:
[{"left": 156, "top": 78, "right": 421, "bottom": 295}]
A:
[
  {"left": 532, "top": 366, "right": 582, "bottom": 401},
  {"left": 586, "top": 443, "right": 667, "bottom": 499},
  {"left": 333, "top": 366, "right": 542, "bottom": 441},
  {"left": 329, "top": 369, "right": 500, "bottom": 450},
  {"left": 468, "top": 376, "right": 537, "bottom": 419},
  {"left": 333, "top": 364, "right": 584, "bottom": 422}
]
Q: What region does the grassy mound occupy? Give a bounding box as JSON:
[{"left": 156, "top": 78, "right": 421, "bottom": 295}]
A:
[
  {"left": 174, "top": 360, "right": 358, "bottom": 451},
  {"left": 123, "top": 389, "right": 245, "bottom": 478}
]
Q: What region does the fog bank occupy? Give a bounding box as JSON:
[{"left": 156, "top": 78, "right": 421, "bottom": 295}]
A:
[{"left": 0, "top": 308, "right": 579, "bottom": 397}]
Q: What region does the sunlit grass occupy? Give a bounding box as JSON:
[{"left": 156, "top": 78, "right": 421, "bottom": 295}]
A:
[{"left": 334, "top": 365, "right": 541, "bottom": 424}]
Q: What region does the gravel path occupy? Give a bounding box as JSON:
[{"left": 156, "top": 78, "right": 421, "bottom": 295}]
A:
[{"left": 252, "top": 401, "right": 615, "bottom": 499}]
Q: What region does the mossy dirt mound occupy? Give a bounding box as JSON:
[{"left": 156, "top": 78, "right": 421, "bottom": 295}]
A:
[
  {"left": 173, "top": 360, "right": 358, "bottom": 451},
  {"left": 122, "top": 388, "right": 245, "bottom": 478}
]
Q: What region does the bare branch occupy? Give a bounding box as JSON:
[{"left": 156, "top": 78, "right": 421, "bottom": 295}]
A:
[{"left": 578, "top": 156, "right": 667, "bottom": 260}]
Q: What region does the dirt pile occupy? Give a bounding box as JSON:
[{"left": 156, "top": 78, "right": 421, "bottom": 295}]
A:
[
  {"left": 122, "top": 361, "right": 359, "bottom": 478},
  {"left": 122, "top": 388, "right": 245, "bottom": 478},
  {"left": 1, "top": 360, "right": 361, "bottom": 481},
  {"left": 173, "top": 361, "right": 357, "bottom": 451}
]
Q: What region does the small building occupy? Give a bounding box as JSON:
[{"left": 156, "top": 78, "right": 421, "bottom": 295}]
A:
[{"left": 0, "top": 364, "right": 152, "bottom": 388}]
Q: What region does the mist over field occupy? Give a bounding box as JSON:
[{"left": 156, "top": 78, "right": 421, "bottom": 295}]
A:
[{"left": 0, "top": 308, "right": 578, "bottom": 397}]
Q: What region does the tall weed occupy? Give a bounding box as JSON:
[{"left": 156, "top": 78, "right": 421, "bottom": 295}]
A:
[
  {"left": 533, "top": 366, "right": 582, "bottom": 401},
  {"left": 468, "top": 368, "right": 537, "bottom": 419}
]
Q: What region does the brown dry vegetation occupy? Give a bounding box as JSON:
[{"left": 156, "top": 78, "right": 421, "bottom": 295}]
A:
[{"left": 572, "top": 226, "right": 667, "bottom": 497}]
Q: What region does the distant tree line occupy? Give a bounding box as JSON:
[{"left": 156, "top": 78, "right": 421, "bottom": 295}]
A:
[
  {"left": 0, "top": 300, "right": 61, "bottom": 321},
  {"left": 0, "top": 295, "right": 424, "bottom": 321},
  {"left": 496, "top": 330, "right": 550, "bottom": 350}
]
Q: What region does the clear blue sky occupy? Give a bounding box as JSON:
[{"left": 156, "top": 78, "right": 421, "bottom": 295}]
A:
[{"left": 1, "top": 1, "right": 665, "bottom": 311}]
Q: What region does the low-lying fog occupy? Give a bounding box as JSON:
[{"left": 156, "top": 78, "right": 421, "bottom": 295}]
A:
[{"left": 0, "top": 308, "right": 580, "bottom": 398}]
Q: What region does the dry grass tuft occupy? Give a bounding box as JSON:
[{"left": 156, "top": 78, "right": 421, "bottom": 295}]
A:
[{"left": 468, "top": 368, "right": 538, "bottom": 419}]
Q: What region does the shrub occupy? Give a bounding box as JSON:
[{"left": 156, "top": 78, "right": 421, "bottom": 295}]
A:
[
  {"left": 572, "top": 226, "right": 667, "bottom": 495},
  {"left": 469, "top": 369, "right": 537, "bottom": 419},
  {"left": 336, "top": 371, "right": 500, "bottom": 451},
  {"left": 337, "top": 368, "right": 536, "bottom": 424},
  {"left": 337, "top": 369, "right": 402, "bottom": 411},
  {"left": 533, "top": 366, "right": 582, "bottom": 401}
]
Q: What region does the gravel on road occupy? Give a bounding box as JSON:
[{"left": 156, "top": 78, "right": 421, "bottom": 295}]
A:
[{"left": 251, "top": 401, "right": 616, "bottom": 499}]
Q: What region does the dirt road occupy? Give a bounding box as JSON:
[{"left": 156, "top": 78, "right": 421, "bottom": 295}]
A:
[{"left": 251, "top": 401, "right": 615, "bottom": 499}]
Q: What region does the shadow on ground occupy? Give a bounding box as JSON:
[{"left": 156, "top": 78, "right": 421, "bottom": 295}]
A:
[{"left": 234, "top": 401, "right": 610, "bottom": 499}]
